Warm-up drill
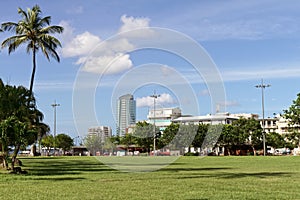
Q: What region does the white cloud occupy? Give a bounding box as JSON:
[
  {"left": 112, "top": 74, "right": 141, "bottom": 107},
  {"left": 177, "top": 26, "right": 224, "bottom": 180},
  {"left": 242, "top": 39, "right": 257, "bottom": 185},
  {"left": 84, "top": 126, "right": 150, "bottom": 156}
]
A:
[
  {"left": 91, "top": 38, "right": 135, "bottom": 56},
  {"left": 59, "top": 20, "right": 74, "bottom": 44},
  {"left": 62, "top": 31, "right": 101, "bottom": 57},
  {"left": 119, "top": 15, "right": 150, "bottom": 32},
  {"left": 78, "top": 53, "right": 133, "bottom": 74},
  {"left": 136, "top": 93, "right": 176, "bottom": 107},
  {"left": 118, "top": 15, "right": 155, "bottom": 38},
  {"left": 60, "top": 15, "right": 155, "bottom": 75}
]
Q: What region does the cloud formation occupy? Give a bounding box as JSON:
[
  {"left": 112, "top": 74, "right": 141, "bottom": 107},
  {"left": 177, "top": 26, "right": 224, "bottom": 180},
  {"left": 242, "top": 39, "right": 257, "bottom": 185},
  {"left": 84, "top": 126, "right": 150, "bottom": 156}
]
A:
[
  {"left": 119, "top": 15, "right": 150, "bottom": 33},
  {"left": 62, "top": 31, "right": 101, "bottom": 57},
  {"left": 136, "top": 93, "right": 176, "bottom": 107},
  {"left": 78, "top": 53, "right": 133, "bottom": 74},
  {"left": 60, "top": 15, "right": 152, "bottom": 74}
]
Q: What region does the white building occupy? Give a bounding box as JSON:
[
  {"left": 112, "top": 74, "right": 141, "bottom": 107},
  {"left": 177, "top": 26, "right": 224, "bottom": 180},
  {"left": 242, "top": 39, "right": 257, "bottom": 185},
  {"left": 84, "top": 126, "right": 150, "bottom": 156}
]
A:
[
  {"left": 147, "top": 107, "right": 182, "bottom": 130},
  {"left": 172, "top": 112, "right": 241, "bottom": 125},
  {"left": 259, "top": 116, "right": 300, "bottom": 135}
]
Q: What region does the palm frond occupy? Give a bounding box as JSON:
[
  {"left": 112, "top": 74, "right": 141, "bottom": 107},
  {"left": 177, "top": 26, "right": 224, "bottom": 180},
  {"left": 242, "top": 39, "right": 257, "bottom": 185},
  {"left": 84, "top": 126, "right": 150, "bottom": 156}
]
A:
[
  {"left": 1, "top": 35, "right": 28, "bottom": 53},
  {"left": 39, "top": 16, "right": 51, "bottom": 27},
  {"left": 1, "top": 22, "right": 18, "bottom": 32},
  {"left": 41, "top": 25, "right": 64, "bottom": 34},
  {"left": 17, "top": 7, "right": 29, "bottom": 22}
]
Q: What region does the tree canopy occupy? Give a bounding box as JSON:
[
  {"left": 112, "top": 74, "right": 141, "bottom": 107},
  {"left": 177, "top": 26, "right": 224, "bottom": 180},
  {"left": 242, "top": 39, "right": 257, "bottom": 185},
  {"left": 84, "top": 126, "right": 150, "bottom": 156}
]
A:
[
  {"left": 0, "top": 80, "right": 47, "bottom": 170},
  {"left": 284, "top": 93, "right": 300, "bottom": 126}
]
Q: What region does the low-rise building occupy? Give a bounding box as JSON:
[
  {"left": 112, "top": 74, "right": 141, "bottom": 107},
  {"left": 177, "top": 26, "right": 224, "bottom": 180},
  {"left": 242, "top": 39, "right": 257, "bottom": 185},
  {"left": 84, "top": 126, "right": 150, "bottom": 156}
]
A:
[
  {"left": 147, "top": 107, "right": 182, "bottom": 130},
  {"left": 88, "top": 126, "right": 112, "bottom": 141},
  {"left": 172, "top": 112, "right": 241, "bottom": 125},
  {"left": 259, "top": 116, "right": 300, "bottom": 135}
]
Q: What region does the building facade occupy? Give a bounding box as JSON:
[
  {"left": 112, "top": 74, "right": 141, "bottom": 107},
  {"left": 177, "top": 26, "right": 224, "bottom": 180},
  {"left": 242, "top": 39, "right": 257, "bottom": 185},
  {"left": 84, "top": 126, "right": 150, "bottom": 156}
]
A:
[
  {"left": 172, "top": 112, "right": 240, "bottom": 125},
  {"left": 147, "top": 107, "right": 182, "bottom": 130},
  {"left": 88, "top": 126, "right": 112, "bottom": 141},
  {"left": 259, "top": 116, "right": 300, "bottom": 135},
  {"left": 116, "top": 94, "right": 136, "bottom": 136}
]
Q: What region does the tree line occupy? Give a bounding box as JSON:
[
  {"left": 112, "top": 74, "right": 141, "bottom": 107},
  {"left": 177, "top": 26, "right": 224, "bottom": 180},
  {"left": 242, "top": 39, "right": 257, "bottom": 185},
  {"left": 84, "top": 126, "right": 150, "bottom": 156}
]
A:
[{"left": 88, "top": 99, "right": 300, "bottom": 156}]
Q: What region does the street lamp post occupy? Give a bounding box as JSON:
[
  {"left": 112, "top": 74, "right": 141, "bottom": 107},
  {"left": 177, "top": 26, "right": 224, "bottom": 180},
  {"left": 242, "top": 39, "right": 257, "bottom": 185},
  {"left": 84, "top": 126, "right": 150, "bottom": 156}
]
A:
[
  {"left": 255, "top": 79, "right": 270, "bottom": 156},
  {"left": 51, "top": 100, "right": 60, "bottom": 155},
  {"left": 150, "top": 91, "right": 160, "bottom": 156}
]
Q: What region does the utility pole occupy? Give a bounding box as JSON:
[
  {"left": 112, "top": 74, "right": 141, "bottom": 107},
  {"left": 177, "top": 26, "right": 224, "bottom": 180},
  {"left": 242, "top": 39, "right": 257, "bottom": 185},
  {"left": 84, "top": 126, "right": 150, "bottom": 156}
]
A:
[
  {"left": 255, "top": 79, "right": 270, "bottom": 156},
  {"left": 150, "top": 91, "right": 160, "bottom": 156},
  {"left": 51, "top": 100, "right": 60, "bottom": 155}
]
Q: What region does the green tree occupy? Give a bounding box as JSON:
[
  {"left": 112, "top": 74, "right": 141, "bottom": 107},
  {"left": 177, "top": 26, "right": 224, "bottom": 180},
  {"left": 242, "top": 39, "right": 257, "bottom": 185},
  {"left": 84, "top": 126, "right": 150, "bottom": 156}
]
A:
[
  {"left": 120, "top": 134, "right": 137, "bottom": 155},
  {"left": 159, "top": 123, "right": 179, "bottom": 149},
  {"left": 41, "top": 135, "right": 54, "bottom": 154},
  {"left": 202, "top": 124, "right": 223, "bottom": 155},
  {"left": 283, "top": 93, "right": 300, "bottom": 148},
  {"left": 192, "top": 124, "right": 209, "bottom": 151},
  {"left": 55, "top": 133, "right": 73, "bottom": 155},
  {"left": 285, "top": 132, "right": 300, "bottom": 149},
  {"left": 218, "top": 118, "right": 262, "bottom": 155},
  {"left": 0, "top": 80, "right": 45, "bottom": 170},
  {"left": 0, "top": 116, "right": 17, "bottom": 168},
  {"left": 1, "top": 5, "right": 63, "bottom": 94},
  {"left": 266, "top": 132, "right": 286, "bottom": 149},
  {"left": 219, "top": 124, "right": 235, "bottom": 155},
  {"left": 284, "top": 93, "right": 300, "bottom": 125},
  {"left": 174, "top": 124, "right": 198, "bottom": 154},
  {"left": 134, "top": 121, "right": 154, "bottom": 153},
  {"left": 84, "top": 135, "right": 103, "bottom": 156},
  {"left": 36, "top": 122, "right": 50, "bottom": 154},
  {"left": 244, "top": 118, "right": 263, "bottom": 155}
]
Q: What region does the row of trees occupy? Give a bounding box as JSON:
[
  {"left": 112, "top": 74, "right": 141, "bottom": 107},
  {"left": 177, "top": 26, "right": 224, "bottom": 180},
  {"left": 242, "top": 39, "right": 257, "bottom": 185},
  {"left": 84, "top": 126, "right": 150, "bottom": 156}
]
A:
[
  {"left": 106, "top": 119, "right": 262, "bottom": 155},
  {"left": 100, "top": 114, "right": 299, "bottom": 156},
  {"left": 41, "top": 133, "right": 74, "bottom": 155},
  {"left": 102, "top": 93, "right": 300, "bottom": 156}
]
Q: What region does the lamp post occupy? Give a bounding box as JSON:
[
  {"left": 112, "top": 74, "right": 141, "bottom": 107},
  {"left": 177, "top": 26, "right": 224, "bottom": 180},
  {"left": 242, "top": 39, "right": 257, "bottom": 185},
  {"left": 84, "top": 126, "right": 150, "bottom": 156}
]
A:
[
  {"left": 51, "top": 100, "right": 60, "bottom": 155},
  {"left": 255, "top": 79, "right": 270, "bottom": 156},
  {"left": 150, "top": 91, "right": 160, "bottom": 156}
]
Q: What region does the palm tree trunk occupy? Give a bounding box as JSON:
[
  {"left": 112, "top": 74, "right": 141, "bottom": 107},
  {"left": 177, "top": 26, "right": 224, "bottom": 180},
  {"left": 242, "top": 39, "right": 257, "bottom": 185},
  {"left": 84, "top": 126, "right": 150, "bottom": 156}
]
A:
[
  {"left": 29, "top": 47, "right": 36, "bottom": 95},
  {"left": 29, "top": 48, "right": 37, "bottom": 156},
  {"left": 1, "top": 143, "right": 8, "bottom": 169},
  {"left": 11, "top": 144, "right": 20, "bottom": 171}
]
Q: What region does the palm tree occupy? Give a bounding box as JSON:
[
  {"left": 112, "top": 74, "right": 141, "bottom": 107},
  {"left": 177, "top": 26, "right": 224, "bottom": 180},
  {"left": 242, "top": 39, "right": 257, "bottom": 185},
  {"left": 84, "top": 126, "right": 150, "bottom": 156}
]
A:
[{"left": 1, "top": 5, "right": 63, "bottom": 95}]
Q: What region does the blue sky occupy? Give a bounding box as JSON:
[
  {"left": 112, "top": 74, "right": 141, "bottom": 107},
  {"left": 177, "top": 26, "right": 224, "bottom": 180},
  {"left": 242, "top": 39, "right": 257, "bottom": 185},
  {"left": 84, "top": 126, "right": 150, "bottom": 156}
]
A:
[{"left": 1, "top": 0, "right": 300, "bottom": 140}]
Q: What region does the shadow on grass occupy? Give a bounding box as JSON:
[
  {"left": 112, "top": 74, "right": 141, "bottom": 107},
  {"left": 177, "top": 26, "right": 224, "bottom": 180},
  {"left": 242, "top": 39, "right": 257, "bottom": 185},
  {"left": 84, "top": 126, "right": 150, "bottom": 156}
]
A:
[
  {"left": 159, "top": 167, "right": 232, "bottom": 172},
  {"left": 158, "top": 163, "right": 293, "bottom": 180},
  {"left": 20, "top": 157, "right": 117, "bottom": 176},
  {"left": 176, "top": 171, "right": 293, "bottom": 179},
  {"left": 31, "top": 177, "right": 86, "bottom": 181}
]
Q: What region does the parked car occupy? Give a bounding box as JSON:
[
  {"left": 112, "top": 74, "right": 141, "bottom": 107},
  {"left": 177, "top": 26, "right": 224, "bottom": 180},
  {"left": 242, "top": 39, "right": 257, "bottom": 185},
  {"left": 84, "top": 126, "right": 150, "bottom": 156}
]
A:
[{"left": 274, "top": 148, "right": 291, "bottom": 155}]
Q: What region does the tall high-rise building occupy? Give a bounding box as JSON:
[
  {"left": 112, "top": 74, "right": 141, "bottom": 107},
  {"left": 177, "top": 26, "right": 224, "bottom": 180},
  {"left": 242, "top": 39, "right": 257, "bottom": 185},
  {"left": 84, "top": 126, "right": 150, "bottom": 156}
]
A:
[{"left": 116, "top": 94, "right": 136, "bottom": 136}]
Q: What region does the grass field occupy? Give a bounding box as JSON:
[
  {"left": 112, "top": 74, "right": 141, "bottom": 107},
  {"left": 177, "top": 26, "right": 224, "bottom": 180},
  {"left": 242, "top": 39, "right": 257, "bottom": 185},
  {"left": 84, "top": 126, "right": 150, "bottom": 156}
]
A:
[{"left": 1, "top": 156, "right": 300, "bottom": 200}]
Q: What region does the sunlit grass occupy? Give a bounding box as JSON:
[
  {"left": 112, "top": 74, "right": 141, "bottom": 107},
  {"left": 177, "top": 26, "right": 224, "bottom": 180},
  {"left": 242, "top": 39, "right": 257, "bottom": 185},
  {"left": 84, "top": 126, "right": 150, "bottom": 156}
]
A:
[{"left": 0, "top": 156, "right": 299, "bottom": 199}]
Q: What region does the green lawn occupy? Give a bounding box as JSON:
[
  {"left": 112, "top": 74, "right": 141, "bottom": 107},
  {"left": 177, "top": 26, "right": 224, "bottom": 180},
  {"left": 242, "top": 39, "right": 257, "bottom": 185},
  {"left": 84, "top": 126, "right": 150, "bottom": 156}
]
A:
[{"left": 1, "top": 156, "right": 299, "bottom": 200}]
